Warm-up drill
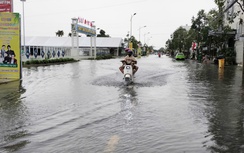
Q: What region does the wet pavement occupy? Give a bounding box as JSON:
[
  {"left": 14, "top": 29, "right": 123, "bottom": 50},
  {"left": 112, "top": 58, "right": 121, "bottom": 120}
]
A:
[{"left": 0, "top": 55, "right": 244, "bottom": 153}]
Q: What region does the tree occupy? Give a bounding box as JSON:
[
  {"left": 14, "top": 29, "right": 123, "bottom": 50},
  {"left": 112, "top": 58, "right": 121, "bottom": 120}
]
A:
[
  {"left": 165, "top": 0, "right": 237, "bottom": 62},
  {"left": 129, "top": 36, "right": 139, "bottom": 50},
  {"left": 207, "top": 9, "right": 221, "bottom": 30},
  {"left": 123, "top": 35, "right": 140, "bottom": 50},
  {"left": 56, "top": 30, "right": 64, "bottom": 37},
  {"left": 170, "top": 27, "right": 188, "bottom": 52},
  {"left": 208, "top": 0, "right": 236, "bottom": 59},
  {"left": 97, "top": 29, "right": 110, "bottom": 37},
  {"left": 191, "top": 10, "right": 208, "bottom": 45}
]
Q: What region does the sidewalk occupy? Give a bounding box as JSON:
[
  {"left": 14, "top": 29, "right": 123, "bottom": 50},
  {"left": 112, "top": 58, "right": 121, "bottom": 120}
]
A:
[{"left": 0, "top": 78, "right": 18, "bottom": 84}]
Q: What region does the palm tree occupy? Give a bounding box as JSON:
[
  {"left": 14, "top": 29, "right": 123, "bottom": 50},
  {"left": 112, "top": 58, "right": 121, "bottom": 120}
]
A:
[
  {"left": 56, "top": 30, "right": 64, "bottom": 37},
  {"left": 97, "top": 29, "right": 110, "bottom": 37}
]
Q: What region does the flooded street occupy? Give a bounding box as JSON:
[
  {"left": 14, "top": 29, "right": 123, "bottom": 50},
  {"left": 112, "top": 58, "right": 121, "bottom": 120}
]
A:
[{"left": 0, "top": 55, "right": 244, "bottom": 153}]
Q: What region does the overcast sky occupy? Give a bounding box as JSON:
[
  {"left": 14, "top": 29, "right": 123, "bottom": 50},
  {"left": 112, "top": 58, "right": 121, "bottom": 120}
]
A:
[{"left": 13, "top": 0, "right": 217, "bottom": 49}]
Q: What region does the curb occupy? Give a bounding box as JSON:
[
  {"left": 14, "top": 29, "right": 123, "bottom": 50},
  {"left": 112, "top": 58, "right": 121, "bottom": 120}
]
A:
[{"left": 0, "top": 79, "right": 19, "bottom": 85}]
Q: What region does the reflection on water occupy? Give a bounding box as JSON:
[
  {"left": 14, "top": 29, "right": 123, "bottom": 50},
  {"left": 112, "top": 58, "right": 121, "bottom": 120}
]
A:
[
  {"left": 206, "top": 67, "right": 244, "bottom": 153},
  {"left": 1, "top": 57, "right": 244, "bottom": 153},
  {"left": 0, "top": 81, "right": 28, "bottom": 152},
  {"left": 186, "top": 63, "right": 244, "bottom": 152},
  {"left": 119, "top": 85, "right": 138, "bottom": 132},
  {"left": 218, "top": 68, "right": 224, "bottom": 81}
]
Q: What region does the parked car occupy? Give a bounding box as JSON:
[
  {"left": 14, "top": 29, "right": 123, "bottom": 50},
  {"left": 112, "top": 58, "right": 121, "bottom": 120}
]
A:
[{"left": 175, "top": 52, "right": 185, "bottom": 60}]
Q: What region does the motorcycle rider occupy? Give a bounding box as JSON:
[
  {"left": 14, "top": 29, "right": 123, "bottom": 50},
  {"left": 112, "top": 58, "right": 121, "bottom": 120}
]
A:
[
  {"left": 158, "top": 52, "right": 161, "bottom": 58},
  {"left": 119, "top": 49, "right": 139, "bottom": 75}
]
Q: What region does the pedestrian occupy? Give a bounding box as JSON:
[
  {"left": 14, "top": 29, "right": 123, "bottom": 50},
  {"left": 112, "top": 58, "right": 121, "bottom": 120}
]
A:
[
  {"left": 202, "top": 54, "right": 210, "bottom": 64},
  {"left": 191, "top": 51, "right": 196, "bottom": 60}
]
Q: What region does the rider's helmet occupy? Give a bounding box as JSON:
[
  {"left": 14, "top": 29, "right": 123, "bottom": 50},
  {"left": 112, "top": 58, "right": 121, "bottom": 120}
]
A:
[
  {"left": 127, "top": 50, "right": 133, "bottom": 56},
  {"left": 125, "top": 48, "right": 133, "bottom": 56},
  {"left": 125, "top": 48, "right": 130, "bottom": 52}
]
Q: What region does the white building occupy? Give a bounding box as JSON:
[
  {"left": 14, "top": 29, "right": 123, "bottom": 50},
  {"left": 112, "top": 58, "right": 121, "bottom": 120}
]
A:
[
  {"left": 21, "top": 36, "right": 124, "bottom": 61},
  {"left": 224, "top": 0, "right": 244, "bottom": 65}
]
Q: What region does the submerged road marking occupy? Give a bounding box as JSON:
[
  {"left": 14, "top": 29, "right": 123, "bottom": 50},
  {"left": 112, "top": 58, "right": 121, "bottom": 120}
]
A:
[{"left": 104, "top": 135, "right": 120, "bottom": 153}]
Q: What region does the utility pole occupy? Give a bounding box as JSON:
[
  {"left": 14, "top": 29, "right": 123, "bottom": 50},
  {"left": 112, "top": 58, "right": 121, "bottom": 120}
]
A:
[
  {"left": 139, "top": 26, "right": 146, "bottom": 42},
  {"left": 129, "top": 13, "right": 136, "bottom": 49},
  {"left": 130, "top": 13, "right": 136, "bottom": 38},
  {"left": 20, "top": 0, "right": 26, "bottom": 60}
]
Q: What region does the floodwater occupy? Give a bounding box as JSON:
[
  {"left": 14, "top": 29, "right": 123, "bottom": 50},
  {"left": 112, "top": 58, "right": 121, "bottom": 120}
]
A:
[{"left": 0, "top": 55, "right": 244, "bottom": 153}]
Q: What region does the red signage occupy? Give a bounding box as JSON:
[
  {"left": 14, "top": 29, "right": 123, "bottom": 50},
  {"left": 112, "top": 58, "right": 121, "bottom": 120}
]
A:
[
  {"left": 0, "top": 0, "right": 12, "bottom": 12},
  {"left": 78, "top": 17, "right": 93, "bottom": 27}
]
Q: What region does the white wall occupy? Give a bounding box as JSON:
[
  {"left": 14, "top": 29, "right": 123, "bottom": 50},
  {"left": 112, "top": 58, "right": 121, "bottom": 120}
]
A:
[{"left": 235, "top": 40, "right": 243, "bottom": 65}]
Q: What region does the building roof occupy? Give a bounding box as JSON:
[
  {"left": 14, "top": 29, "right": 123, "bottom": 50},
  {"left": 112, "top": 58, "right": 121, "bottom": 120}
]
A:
[{"left": 22, "top": 36, "right": 123, "bottom": 48}]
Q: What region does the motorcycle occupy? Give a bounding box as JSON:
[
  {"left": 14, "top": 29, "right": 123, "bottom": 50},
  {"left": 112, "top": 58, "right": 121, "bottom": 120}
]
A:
[{"left": 121, "top": 60, "right": 135, "bottom": 85}]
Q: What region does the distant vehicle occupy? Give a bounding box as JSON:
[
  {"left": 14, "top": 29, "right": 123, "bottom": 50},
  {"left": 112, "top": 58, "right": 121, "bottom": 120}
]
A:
[
  {"left": 158, "top": 52, "right": 161, "bottom": 58},
  {"left": 175, "top": 52, "right": 185, "bottom": 60}
]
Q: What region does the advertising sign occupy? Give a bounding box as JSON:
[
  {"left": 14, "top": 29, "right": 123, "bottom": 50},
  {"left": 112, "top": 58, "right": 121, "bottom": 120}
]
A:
[
  {"left": 0, "top": 13, "right": 21, "bottom": 80},
  {"left": 0, "top": 0, "right": 12, "bottom": 12},
  {"left": 129, "top": 42, "right": 133, "bottom": 50},
  {"left": 73, "top": 17, "right": 96, "bottom": 36},
  {"left": 76, "top": 24, "right": 96, "bottom": 36}
]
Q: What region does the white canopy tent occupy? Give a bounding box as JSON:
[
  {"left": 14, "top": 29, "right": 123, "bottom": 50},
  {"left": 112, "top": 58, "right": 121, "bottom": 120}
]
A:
[{"left": 21, "top": 36, "right": 123, "bottom": 60}]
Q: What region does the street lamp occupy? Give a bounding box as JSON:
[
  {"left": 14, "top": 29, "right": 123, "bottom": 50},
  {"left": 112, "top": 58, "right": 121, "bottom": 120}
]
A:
[
  {"left": 91, "top": 21, "right": 96, "bottom": 59},
  {"left": 147, "top": 36, "right": 152, "bottom": 45},
  {"left": 20, "top": 0, "right": 26, "bottom": 57},
  {"left": 144, "top": 32, "right": 150, "bottom": 45},
  {"left": 139, "top": 26, "right": 146, "bottom": 42},
  {"left": 130, "top": 13, "right": 136, "bottom": 38}
]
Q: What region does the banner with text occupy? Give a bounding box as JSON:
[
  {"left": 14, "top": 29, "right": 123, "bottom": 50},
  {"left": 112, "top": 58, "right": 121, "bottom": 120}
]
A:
[
  {"left": 0, "top": 12, "right": 21, "bottom": 80},
  {"left": 76, "top": 24, "right": 96, "bottom": 36},
  {"left": 0, "top": 0, "right": 12, "bottom": 12}
]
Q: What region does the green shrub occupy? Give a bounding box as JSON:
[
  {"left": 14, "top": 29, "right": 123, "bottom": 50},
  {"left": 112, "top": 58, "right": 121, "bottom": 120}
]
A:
[
  {"left": 23, "top": 58, "right": 77, "bottom": 66},
  {"left": 44, "top": 59, "right": 49, "bottom": 64},
  {"left": 25, "top": 61, "right": 30, "bottom": 65}
]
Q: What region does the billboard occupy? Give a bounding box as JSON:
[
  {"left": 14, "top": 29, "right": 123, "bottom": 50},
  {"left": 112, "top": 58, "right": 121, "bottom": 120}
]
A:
[
  {"left": 0, "top": 0, "right": 12, "bottom": 12},
  {"left": 74, "top": 17, "right": 96, "bottom": 36},
  {"left": 76, "top": 24, "right": 96, "bottom": 36},
  {"left": 0, "top": 13, "right": 21, "bottom": 80}
]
